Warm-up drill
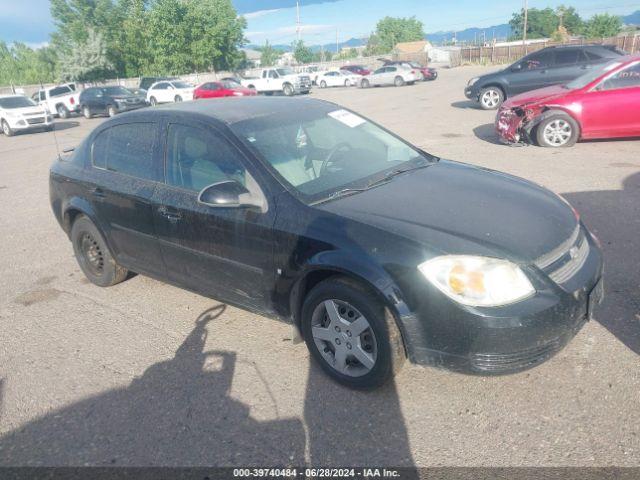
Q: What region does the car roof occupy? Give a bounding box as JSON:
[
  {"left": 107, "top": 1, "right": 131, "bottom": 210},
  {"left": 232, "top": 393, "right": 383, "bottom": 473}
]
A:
[
  {"left": 147, "top": 96, "right": 337, "bottom": 125},
  {"left": 0, "top": 94, "right": 24, "bottom": 99}
]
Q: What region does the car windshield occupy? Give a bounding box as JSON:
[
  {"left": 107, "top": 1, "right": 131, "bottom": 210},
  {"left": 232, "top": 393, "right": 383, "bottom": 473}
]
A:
[
  {"left": 102, "top": 86, "right": 133, "bottom": 96},
  {"left": 231, "top": 106, "right": 434, "bottom": 203},
  {"left": 49, "top": 86, "right": 72, "bottom": 97},
  {"left": 565, "top": 60, "right": 623, "bottom": 89},
  {"left": 276, "top": 68, "right": 294, "bottom": 76},
  {"left": 172, "top": 81, "right": 193, "bottom": 89},
  {"left": 0, "top": 96, "right": 37, "bottom": 109},
  {"left": 222, "top": 80, "right": 241, "bottom": 89}
]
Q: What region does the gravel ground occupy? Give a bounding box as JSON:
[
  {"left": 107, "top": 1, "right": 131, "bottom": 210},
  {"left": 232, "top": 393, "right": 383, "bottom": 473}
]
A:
[{"left": 0, "top": 65, "right": 638, "bottom": 467}]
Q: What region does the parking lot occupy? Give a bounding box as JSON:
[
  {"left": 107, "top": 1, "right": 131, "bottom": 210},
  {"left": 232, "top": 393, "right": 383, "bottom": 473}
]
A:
[{"left": 0, "top": 64, "right": 638, "bottom": 467}]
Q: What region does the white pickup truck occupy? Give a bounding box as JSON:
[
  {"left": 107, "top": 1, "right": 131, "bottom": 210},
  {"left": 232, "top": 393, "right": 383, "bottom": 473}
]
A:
[
  {"left": 241, "top": 68, "right": 311, "bottom": 96},
  {"left": 32, "top": 84, "right": 81, "bottom": 119}
]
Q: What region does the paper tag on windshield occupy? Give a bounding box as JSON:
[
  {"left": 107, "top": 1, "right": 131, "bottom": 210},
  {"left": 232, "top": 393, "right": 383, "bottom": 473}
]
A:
[{"left": 328, "top": 109, "right": 366, "bottom": 128}]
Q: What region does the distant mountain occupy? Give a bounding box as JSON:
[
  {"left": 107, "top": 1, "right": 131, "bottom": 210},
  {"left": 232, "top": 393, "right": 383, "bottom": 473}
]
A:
[
  {"left": 426, "top": 24, "right": 512, "bottom": 44},
  {"left": 622, "top": 10, "right": 640, "bottom": 25},
  {"left": 246, "top": 37, "right": 366, "bottom": 54}
]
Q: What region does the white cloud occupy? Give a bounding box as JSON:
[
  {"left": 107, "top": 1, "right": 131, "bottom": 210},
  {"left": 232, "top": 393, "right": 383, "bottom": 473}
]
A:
[
  {"left": 247, "top": 24, "right": 334, "bottom": 40},
  {"left": 241, "top": 8, "right": 283, "bottom": 19}
]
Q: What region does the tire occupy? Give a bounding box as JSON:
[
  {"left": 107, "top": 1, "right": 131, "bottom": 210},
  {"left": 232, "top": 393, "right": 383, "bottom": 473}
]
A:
[
  {"left": 320, "top": 80, "right": 327, "bottom": 88},
  {"left": 107, "top": 105, "right": 117, "bottom": 117},
  {"left": 301, "top": 276, "right": 405, "bottom": 389},
  {"left": 82, "top": 105, "right": 92, "bottom": 119},
  {"left": 394, "top": 76, "right": 405, "bottom": 87},
  {"left": 71, "top": 215, "right": 129, "bottom": 287},
  {"left": 360, "top": 78, "right": 370, "bottom": 88},
  {"left": 174, "top": 95, "right": 182, "bottom": 103},
  {"left": 535, "top": 113, "right": 580, "bottom": 148},
  {"left": 57, "top": 104, "right": 70, "bottom": 119},
  {"left": 1, "top": 119, "right": 14, "bottom": 137},
  {"left": 149, "top": 96, "right": 157, "bottom": 106},
  {"left": 479, "top": 87, "right": 504, "bottom": 110},
  {"left": 344, "top": 79, "right": 350, "bottom": 87},
  {"left": 283, "top": 83, "right": 294, "bottom": 96}
]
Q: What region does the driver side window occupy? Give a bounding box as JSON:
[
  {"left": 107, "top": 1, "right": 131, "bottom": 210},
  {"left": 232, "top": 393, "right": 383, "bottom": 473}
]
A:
[{"left": 600, "top": 63, "right": 640, "bottom": 91}]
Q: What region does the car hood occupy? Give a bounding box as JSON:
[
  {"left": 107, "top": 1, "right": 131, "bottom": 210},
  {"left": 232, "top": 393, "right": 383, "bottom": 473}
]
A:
[
  {"left": 3, "top": 106, "right": 47, "bottom": 116},
  {"left": 317, "top": 160, "right": 578, "bottom": 263},
  {"left": 502, "top": 85, "right": 569, "bottom": 108},
  {"left": 111, "top": 95, "right": 143, "bottom": 101}
]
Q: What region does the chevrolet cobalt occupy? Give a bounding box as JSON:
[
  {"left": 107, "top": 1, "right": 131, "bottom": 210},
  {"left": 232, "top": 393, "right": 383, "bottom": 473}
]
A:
[{"left": 50, "top": 97, "right": 603, "bottom": 389}]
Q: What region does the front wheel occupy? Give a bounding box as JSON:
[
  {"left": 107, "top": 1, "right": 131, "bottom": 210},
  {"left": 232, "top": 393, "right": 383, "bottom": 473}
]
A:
[
  {"left": 149, "top": 96, "right": 157, "bottom": 106},
  {"left": 82, "top": 105, "right": 92, "bottom": 119},
  {"left": 71, "top": 215, "right": 129, "bottom": 287},
  {"left": 319, "top": 80, "right": 327, "bottom": 88},
  {"left": 536, "top": 114, "right": 580, "bottom": 148},
  {"left": 360, "top": 78, "right": 370, "bottom": 88},
  {"left": 2, "top": 120, "right": 14, "bottom": 136},
  {"left": 107, "top": 105, "right": 117, "bottom": 117},
  {"left": 283, "top": 83, "right": 294, "bottom": 96},
  {"left": 301, "top": 277, "right": 405, "bottom": 389},
  {"left": 479, "top": 87, "right": 504, "bottom": 110},
  {"left": 344, "top": 79, "right": 350, "bottom": 87},
  {"left": 174, "top": 95, "right": 182, "bottom": 103},
  {"left": 394, "top": 76, "right": 405, "bottom": 87}
]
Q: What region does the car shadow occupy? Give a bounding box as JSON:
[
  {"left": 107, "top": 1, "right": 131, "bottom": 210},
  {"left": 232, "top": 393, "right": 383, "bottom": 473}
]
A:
[
  {"left": 472, "top": 123, "right": 505, "bottom": 145},
  {"left": 0, "top": 302, "right": 416, "bottom": 469},
  {"left": 563, "top": 171, "right": 640, "bottom": 356},
  {"left": 450, "top": 100, "right": 479, "bottom": 109},
  {"left": 52, "top": 121, "right": 80, "bottom": 132}
]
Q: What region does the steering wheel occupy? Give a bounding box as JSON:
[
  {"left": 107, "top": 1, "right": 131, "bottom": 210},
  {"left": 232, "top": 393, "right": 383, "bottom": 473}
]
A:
[{"left": 319, "top": 142, "right": 353, "bottom": 176}]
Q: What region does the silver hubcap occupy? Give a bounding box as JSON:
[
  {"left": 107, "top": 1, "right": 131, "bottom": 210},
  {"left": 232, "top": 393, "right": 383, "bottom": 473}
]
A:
[
  {"left": 482, "top": 90, "right": 500, "bottom": 108},
  {"left": 2, "top": 122, "right": 8, "bottom": 134},
  {"left": 311, "top": 299, "right": 377, "bottom": 377},
  {"left": 543, "top": 119, "right": 572, "bottom": 146}
]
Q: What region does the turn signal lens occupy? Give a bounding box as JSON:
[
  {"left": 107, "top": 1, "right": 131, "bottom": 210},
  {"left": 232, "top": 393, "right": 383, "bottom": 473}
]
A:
[{"left": 418, "top": 255, "right": 535, "bottom": 307}]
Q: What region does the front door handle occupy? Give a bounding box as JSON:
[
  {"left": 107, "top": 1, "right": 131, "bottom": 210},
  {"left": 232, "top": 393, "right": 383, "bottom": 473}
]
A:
[
  {"left": 158, "top": 205, "right": 182, "bottom": 223},
  {"left": 91, "top": 187, "right": 106, "bottom": 200}
]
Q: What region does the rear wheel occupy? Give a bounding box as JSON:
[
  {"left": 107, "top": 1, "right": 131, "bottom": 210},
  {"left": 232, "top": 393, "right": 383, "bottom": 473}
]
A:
[
  {"left": 394, "top": 76, "right": 405, "bottom": 87},
  {"left": 57, "top": 104, "right": 70, "bottom": 119},
  {"left": 107, "top": 105, "right": 117, "bottom": 117},
  {"left": 479, "top": 87, "right": 504, "bottom": 110},
  {"left": 360, "top": 78, "right": 370, "bottom": 88},
  {"left": 71, "top": 215, "right": 129, "bottom": 287},
  {"left": 82, "top": 105, "right": 92, "bottom": 119},
  {"left": 536, "top": 114, "right": 580, "bottom": 148},
  {"left": 2, "top": 120, "right": 14, "bottom": 136},
  {"left": 174, "top": 95, "right": 182, "bottom": 103},
  {"left": 301, "top": 277, "right": 405, "bottom": 389},
  {"left": 344, "top": 79, "right": 350, "bottom": 87}
]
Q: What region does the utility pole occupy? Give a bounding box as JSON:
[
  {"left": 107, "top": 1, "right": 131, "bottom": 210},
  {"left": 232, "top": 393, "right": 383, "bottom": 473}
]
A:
[
  {"left": 522, "top": 0, "right": 528, "bottom": 47},
  {"left": 336, "top": 28, "right": 339, "bottom": 55},
  {"left": 297, "top": 1, "right": 301, "bottom": 41}
]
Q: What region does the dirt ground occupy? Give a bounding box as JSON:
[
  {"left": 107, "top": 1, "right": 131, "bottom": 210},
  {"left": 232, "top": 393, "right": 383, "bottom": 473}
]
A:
[{"left": 0, "top": 65, "right": 638, "bottom": 467}]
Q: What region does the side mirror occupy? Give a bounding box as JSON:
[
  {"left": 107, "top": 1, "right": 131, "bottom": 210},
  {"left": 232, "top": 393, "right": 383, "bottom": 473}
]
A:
[
  {"left": 511, "top": 63, "right": 523, "bottom": 72},
  {"left": 198, "top": 180, "right": 259, "bottom": 208}
]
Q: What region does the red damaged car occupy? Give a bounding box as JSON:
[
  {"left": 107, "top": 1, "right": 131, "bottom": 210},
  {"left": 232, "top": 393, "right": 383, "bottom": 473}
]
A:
[
  {"left": 496, "top": 55, "right": 640, "bottom": 147},
  {"left": 194, "top": 80, "right": 256, "bottom": 100}
]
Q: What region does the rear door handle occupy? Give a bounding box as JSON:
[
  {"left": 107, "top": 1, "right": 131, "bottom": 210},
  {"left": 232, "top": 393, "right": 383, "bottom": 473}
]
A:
[
  {"left": 158, "top": 205, "right": 182, "bottom": 223},
  {"left": 91, "top": 187, "right": 106, "bottom": 200}
]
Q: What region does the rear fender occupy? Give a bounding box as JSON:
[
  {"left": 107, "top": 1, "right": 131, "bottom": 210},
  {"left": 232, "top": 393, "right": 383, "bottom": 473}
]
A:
[{"left": 61, "top": 197, "right": 114, "bottom": 253}]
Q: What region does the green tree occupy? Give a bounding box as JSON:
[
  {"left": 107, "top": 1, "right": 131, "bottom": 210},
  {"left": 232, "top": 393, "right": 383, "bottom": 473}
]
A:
[
  {"left": 113, "top": 0, "right": 149, "bottom": 77},
  {"left": 293, "top": 40, "right": 313, "bottom": 64},
  {"left": 510, "top": 6, "right": 583, "bottom": 39},
  {"left": 584, "top": 13, "right": 622, "bottom": 38},
  {"left": 259, "top": 40, "right": 279, "bottom": 66},
  {"left": 58, "top": 28, "right": 114, "bottom": 82},
  {"left": 0, "top": 42, "right": 58, "bottom": 86},
  {"left": 368, "top": 16, "right": 425, "bottom": 54}
]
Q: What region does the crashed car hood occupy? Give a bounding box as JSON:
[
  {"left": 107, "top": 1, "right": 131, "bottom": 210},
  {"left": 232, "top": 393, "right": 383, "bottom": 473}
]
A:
[
  {"left": 318, "top": 160, "right": 578, "bottom": 263},
  {"left": 503, "top": 85, "right": 569, "bottom": 108}
]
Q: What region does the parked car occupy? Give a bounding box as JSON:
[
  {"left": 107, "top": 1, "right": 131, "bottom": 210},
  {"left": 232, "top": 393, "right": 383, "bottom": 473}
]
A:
[
  {"left": 240, "top": 68, "right": 311, "bottom": 96},
  {"left": 0, "top": 94, "right": 53, "bottom": 136},
  {"left": 316, "top": 70, "right": 360, "bottom": 88},
  {"left": 79, "top": 86, "right": 147, "bottom": 118},
  {"left": 32, "top": 84, "right": 80, "bottom": 119},
  {"left": 341, "top": 65, "right": 371, "bottom": 76},
  {"left": 139, "top": 76, "right": 176, "bottom": 92},
  {"left": 220, "top": 76, "right": 244, "bottom": 85},
  {"left": 496, "top": 55, "right": 640, "bottom": 147},
  {"left": 465, "top": 44, "right": 625, "bottom": 110},
  {"left": 146, "top": 80, "right": 195, "bottom": 105},
  {"left": 381, "top": 60, "right": 438, "bottom": 81},
  {"left": 193, "top": 80, "right": 257, "bottom": 99},
  {"left": 50, "top": 97, "right": 603, "bottom": 389},
  {"left": 358, "top": 65, "right": 419, "bottom": 88}
]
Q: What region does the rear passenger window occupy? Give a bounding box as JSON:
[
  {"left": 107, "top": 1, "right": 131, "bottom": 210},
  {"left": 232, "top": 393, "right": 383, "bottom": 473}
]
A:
[
  {"left": 91, "top": 123, "right": 157, "bottom": 180},
  {"left": 555, "top": 50, "right": 580, "bottom": 66},
  {"left": 165, "top": 124, "right": 247, "bottom": 192}
]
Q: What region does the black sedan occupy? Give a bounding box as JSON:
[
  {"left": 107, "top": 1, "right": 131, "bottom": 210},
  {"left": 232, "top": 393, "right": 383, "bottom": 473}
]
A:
[
  {"left": 79, "top": 86, "right": 147, "bottom": 118},
  {"left": 49, "top": 97, "right": 603, "bottom": 389}
]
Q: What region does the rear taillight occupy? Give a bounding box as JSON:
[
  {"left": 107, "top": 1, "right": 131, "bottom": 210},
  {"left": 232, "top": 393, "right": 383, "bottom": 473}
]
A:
[{"left": 70, "top": 97, "right": 75, "bottom": 105}]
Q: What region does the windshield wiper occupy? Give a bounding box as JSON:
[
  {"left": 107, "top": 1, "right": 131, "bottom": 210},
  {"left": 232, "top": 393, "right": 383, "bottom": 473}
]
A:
[{"left": 367, "top": 160, "right": 432, "bottom": 187}]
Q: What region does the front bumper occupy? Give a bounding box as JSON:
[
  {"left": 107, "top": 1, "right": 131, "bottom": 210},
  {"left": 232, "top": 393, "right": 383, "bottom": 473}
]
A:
[
  {"left": 7, "top": 114, "right": 54, "bottom": 131},
  {"left": 465, "top": 85, "right": 479, "bottom": 100},
  {"left": 400, "top": 227, "right": 604, "bottom": 374},
  {"left": 115, "top": 101, "right": 147, "bottom": 112}
]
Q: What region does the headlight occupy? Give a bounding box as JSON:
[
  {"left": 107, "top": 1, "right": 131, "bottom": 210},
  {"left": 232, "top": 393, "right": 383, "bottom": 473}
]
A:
[
  {"left": 5, "top": 111, "right": 20, "bottom": 118},
  {"left": 418, "top": 255, "right": 534, "bottom": 307},
  {"left": 232, "top": 92, "right": 244, "bottom": 96},
  {"left": 467, "top": 77, "right": 479, "bottom": 87}
]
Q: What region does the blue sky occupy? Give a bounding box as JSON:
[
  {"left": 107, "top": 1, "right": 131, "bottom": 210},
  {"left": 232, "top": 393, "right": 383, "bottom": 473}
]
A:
[{"left": 1, "top": 0, "right": 639, "bottom": 47}]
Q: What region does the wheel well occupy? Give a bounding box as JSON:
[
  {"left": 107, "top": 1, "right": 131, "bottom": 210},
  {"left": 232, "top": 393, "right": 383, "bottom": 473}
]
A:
[
  {"left": 529, "top": 108, "right": 581, "bottom": 135},
  {"left": 63, "top": 208, "right": 83, "bottom": 235},
  {"left": 55, "top": 103, "right": 68, "bottom": 111},
  {"left": 247, "top": 84, "right": 255, "bottom": 89}
]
